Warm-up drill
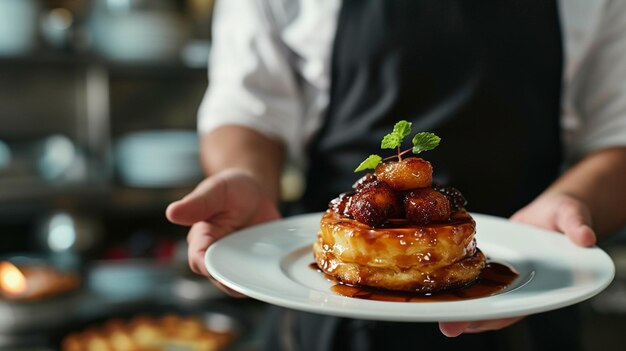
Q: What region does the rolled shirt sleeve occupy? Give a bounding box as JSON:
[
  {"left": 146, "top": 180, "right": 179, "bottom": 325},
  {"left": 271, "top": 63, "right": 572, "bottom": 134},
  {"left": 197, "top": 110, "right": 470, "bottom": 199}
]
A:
[
  {"left": 563, "top": 0, "right": 626, "bottom": 162},
  {"left": 198, "top": 0, "right": 305, "bottom": 158}
]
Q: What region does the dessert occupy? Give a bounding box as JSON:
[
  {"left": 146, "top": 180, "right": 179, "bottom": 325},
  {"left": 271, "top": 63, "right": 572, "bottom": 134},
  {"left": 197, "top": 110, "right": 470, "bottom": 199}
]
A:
[
  {"left": 62, "top": 314, "right": 236, "bottom": 351},
  {"left": 313, "top": 121, "right": 485, "bottom": 293}
]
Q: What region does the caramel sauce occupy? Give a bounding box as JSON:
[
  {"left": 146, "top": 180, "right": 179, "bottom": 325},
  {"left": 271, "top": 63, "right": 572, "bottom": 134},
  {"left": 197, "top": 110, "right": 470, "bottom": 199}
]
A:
[
  {"left": 318, "top": 210, "right": 478, "bottom": 270},
  {"left": 309, "top": 262, "right": 518, "bottom": 302}
]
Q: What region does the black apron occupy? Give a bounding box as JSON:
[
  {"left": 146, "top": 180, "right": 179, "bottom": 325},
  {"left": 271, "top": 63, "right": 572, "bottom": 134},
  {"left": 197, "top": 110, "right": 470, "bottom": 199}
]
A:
[
  {"left": 266, "top": 1, "right": 579, "bottom": 350},
  {"left": 304, "top": 0, "right": 563, "bottom": 217}
]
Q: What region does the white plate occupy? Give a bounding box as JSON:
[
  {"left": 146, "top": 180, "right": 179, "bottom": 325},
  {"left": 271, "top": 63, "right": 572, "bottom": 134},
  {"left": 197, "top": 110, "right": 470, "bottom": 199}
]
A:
[{"left": 205, "top": 212, "right": 615, "bottom": 322}]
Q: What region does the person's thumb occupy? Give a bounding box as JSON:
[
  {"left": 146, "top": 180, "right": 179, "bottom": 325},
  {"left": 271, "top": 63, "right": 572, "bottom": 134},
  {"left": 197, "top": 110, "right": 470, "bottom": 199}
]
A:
[
  {"left": 166, "top": 177, "right": 226, "bottom": 226},
  {"left": 555, "top": 198, "right": 596, "bottom": 247}
]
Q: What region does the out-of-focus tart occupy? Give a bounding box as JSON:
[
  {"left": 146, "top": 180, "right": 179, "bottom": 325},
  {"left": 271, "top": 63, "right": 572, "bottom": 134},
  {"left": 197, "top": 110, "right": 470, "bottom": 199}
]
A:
[{"left": 62, "top": 314, "right": 236, "bottom": 351}]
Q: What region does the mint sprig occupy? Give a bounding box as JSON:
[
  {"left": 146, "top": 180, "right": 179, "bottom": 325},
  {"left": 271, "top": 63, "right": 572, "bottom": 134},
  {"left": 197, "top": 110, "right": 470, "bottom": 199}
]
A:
[{"left": 354, "top": 121, "right": 441, "bottom": 172}]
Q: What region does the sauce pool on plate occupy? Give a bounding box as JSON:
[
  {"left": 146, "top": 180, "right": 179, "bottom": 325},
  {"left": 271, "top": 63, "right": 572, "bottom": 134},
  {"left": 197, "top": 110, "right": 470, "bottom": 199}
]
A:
[{"left": 309, "top": 262, "right": 518, "bottom": 302}]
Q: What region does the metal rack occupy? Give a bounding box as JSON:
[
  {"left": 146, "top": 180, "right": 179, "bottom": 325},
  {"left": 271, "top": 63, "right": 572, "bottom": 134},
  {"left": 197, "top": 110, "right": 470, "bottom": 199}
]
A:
[{"left": 0, "top": 53, "right": 205, "bottom": 214}]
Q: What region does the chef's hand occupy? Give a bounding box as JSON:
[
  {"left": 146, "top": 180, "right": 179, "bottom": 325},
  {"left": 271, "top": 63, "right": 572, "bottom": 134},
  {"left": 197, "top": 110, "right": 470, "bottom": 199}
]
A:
[
  {"left": 166, "top": 169, "right": 281, "bottom": 297},
  {"left": 438, "top": 193, "right": 596, "bottom": 337}
]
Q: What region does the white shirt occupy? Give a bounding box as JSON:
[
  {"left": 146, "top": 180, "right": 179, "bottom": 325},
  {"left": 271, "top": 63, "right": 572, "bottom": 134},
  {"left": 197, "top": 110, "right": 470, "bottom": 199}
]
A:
[{"left": 198, "top": 0, "right": 626, "bottom": 165}]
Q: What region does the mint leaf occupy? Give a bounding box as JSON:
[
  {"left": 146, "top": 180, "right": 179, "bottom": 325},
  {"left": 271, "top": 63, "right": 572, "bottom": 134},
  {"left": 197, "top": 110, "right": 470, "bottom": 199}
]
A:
[
  {"left": 393, "top": 120, "right": 412, "bottom": 140},
  {"left": 412, "top": 132, "right": 441, "bottom": 154},
  {"left": 381, "top": 134, "right": 400, "bottom": 149},
  {"left": 381, "top": 120, "right": 412, "bottom": 149},
  {"left": 354, "top": 154, "right": 382, "bottom": 172}
]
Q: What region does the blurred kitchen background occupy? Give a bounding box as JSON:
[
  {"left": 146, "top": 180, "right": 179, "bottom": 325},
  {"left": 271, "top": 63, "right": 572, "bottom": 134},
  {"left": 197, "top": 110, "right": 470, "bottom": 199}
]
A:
[
  {"left": 0, "top": 0, "right": 264, "bottom": 350},
  {"left": 0, "top": 0, "right": 625, "bottom": 350}
]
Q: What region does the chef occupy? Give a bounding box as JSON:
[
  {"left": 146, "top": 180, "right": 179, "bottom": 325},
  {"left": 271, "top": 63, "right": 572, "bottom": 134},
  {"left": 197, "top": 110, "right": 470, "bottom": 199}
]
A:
[{"left": 167, "top": 0, "right": 626, "bottom": 350}]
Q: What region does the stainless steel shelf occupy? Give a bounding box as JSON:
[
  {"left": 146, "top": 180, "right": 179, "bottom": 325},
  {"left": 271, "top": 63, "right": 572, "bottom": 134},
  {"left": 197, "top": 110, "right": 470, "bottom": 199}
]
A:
[{"left": 0, "top": 177, "right": 193, "bottom": 216}]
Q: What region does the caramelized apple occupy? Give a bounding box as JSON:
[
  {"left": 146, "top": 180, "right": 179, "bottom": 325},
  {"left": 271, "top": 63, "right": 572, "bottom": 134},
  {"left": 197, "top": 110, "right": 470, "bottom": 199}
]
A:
[
  {"left": 352, "top": 173, "right": 376, "bottom": 190},
  {"left": 375, "top": 157, "right": 433, "bottom": 190},
  {"left": 347, "top": 179, "right": 402, "bottom": 227},
  {"left": 404, "top": 188, "right": 451, "bottom": 225},
  {"left": 329, "top": 192, "right": 353, "bottom": 217},
  {"left": 434, "top": 185, "right": 467, "bottom": 212}
]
